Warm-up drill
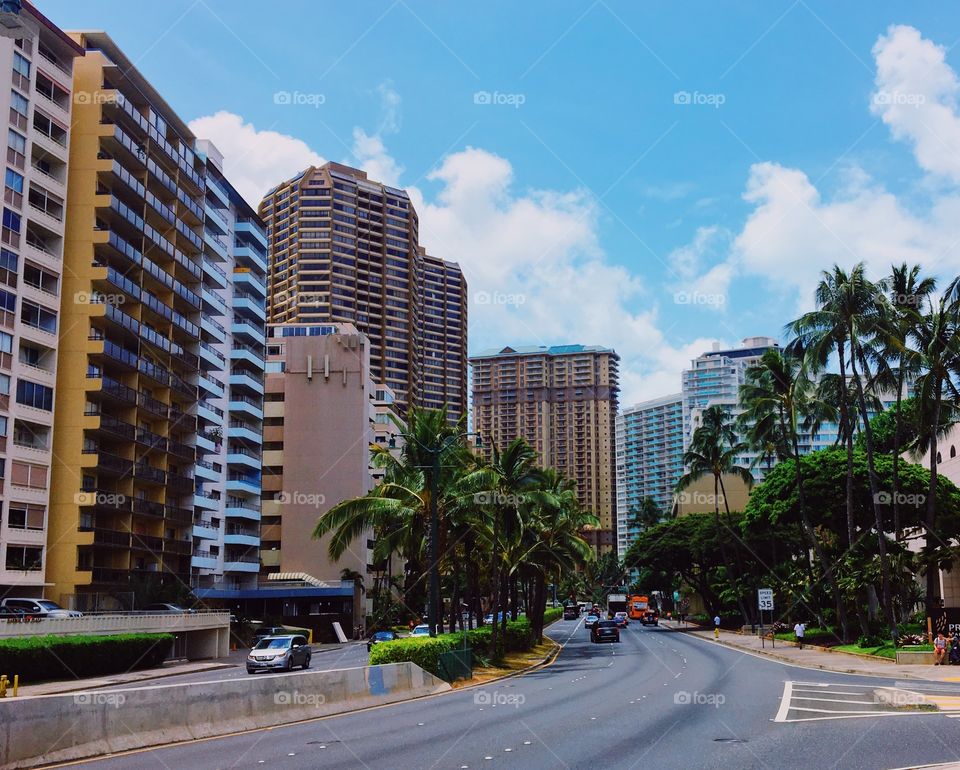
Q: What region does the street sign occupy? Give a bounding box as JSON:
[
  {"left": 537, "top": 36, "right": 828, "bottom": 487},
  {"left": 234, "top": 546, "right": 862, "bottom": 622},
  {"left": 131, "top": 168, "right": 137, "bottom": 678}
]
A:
[{"left": 757, "top": 588, "right": 774, "bottom": 611}]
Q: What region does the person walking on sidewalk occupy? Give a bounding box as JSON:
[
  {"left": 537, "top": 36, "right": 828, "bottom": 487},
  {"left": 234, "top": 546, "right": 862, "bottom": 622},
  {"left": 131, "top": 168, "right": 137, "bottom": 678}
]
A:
[
  {"left": 794, "top": 621, "right": 806, "bottom": 649},
  {"left": 714, "top": 615, "right": 721, "bottom": 639}
]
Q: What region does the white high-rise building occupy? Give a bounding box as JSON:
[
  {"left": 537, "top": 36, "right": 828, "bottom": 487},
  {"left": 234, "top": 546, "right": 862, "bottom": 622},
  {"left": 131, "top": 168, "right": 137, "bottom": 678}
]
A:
[{"left": 615, "top": 393, "right": 683, "bottom": 561}]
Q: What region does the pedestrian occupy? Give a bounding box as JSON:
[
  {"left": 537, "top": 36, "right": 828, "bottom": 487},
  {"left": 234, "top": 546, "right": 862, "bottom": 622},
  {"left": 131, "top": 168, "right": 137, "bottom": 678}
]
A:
[
  {"left": 713, "top": 615, "right": 721, "bottom": 640},
  {"left": 934, "top": 632, "right": 948, "bottom": 665},
  {"left": 794, "top": 621, "right": 805, "bottom": 649}
]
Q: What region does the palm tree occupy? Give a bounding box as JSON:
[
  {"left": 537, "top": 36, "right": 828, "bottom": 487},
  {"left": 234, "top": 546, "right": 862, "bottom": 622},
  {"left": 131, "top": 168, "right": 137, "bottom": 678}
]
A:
[
  {"left": 909, "top": 287, "right": 960, "bottom": 619},
  {"left": 789, "top": 264, "right": 898, "bottom": 639},
  {"left": 878, "top": 264, "right": 936, "bottom": 540},
  {"left": 629, "top": 497, "right": 665, "bottom": 533},
  {"left": 313, "top": 407, "right": 472, "bottom": 627},
  {"left": 739, "top": 347, "right": 842, "bottom": 633},
  {"left": 472, "top": 437, "right": 541, "bottom": 652},
  {"left": 676, "top": 404, "right": 754, "bottom": 624}
]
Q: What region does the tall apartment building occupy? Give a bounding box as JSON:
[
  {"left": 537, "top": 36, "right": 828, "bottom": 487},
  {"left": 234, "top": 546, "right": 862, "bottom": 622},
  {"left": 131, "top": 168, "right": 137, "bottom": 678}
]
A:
[
  {"left": 258, "top": 323, "right": 373, "bottom": 586},
  {"left": 615, "top": 393, "right": 683, "bottom": 561},
  {"left": 258, "top": 163, "right": 467, "bottom": 421},
  {"left": 470, "top": 344, "right": 620, "bottom": 551},
  {"left": 0, "top": 3, "right": 82, "bottom": 598},
  {"left": 681, "top": 336, "right": 780, "bottom": 480},
  {"left": 46, "top": 32, "right": 207, "bottom": 609},
  {"left": 191, "top": 140, "right": 267, "bottom": 592}
]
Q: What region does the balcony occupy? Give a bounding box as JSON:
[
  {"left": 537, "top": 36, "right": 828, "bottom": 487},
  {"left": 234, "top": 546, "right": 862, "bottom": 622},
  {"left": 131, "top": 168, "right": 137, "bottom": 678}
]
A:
[
  {"left": 226, "top": 445, "right": 261, "bottom": 470},
  {"left": 222, "top": 558, "right": 260, "bottom": 573},
  {"left": 198, "top": 372, "right": 226, "bottom": 399},
  {"left": 202, "top": 258, "right": 228, "bottom": 289},
  {"left": 81, "top": 449, "right": 133, "bottom": 477},
  {"left": 197, "top": 400, "right": 224, "bottom": 425},
  {"left": 202, "top": 286, "right": 227, "bottom": 317},
  {"left": 190, "top": 552, "right": 218, "bottom": 570},
  {"left": 235, "top": 219, "right": 268, "bottom": 250},
  {"left": 195, "top": 458, "right": 222, "bottom": 482},
  {"left": 193, "top": 491, "right": 221, "bottom": 511},
  {"left": 232, "top": 317, "right": 265, "bottom": 346},
  {"left": 192, "top": 517, "right": 219, "bottom": 541},
  {"left": 230, "top": 341, "right": 264, "bottom": 369},
  {"left": 228, "top": 394, "right": 263, "bottom": 420},
  {"left": 133, "top": 462, "right": 166, "bottom": 486},
  {"left": 225, "top": 496, "right": 260, "bottom": 520},
  {"left": 229, "top": 369, "right": 264, "bottom": 395},
  {"left": 224, "top": 524, "right": 259, "bottom": 547},
  {"left": 199, "top": 340, "right": 227, "bottom": 370},
  {"left": 233, "top": 292, "right": 266, "bottom": 321},
  {"left": 232, "top": 268, "right": 266, "bottom": 297},
  {"left": 228, "top": 421, "right": 262, "bottom": 444}
]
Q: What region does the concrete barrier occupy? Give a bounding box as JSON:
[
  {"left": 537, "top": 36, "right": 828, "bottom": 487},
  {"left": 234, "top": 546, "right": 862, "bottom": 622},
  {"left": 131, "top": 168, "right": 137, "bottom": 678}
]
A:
[
  {"left": 0, "top": 662, "right": 450, "bottom": 769},
  {"left": 895, "top": 650, "right": 936, "bottom": 665}
]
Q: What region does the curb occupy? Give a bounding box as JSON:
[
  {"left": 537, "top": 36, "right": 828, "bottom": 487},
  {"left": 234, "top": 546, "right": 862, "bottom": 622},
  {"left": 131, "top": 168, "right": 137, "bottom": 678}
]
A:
[{"left": 16, "top": 662, "right": 238, "bottom": 698}]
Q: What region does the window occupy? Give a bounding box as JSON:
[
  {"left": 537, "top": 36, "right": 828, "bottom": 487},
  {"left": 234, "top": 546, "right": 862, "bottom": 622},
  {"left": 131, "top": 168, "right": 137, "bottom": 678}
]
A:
[
  {"left": 10, "top": 460, "right": 46, "bottom": 489},
  {"left": 21, "top": 300, "right": 56, "bottom": 333},
  {"left": 0, "top": 248, "right": 15, "bottom": 272},
  {"left": 1, "top": 207, "right": 19, "bottom": 246},
  {"left": 12, "top": 53, "right": 29, "bottom": 79},
  {"left": 8, "top": 503, "right": 43, "bottom": 530},
  {"left": 4, "top": 168, "right": 22, "bottom": 207},
  {"left": 5, "top": 545, "right": 42, "bottom": 571},
  {"left": 16, "top": 379, "right": 53, "bottom": 410}
]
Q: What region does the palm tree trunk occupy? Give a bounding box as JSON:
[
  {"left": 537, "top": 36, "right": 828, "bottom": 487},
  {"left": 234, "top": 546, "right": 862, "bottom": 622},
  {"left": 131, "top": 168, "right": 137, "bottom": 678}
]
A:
[
  {"left": 925, "top": 391, "right": 942, "bottom": 631},
  {"left": 717, "top": 475, "right": 750, "bottom": 625},
  {"left": 892, "top": 364, "right": 905, "bottom": 540},
  {"left": 848, "top": 345, "right": 898, "bottom": 640}
]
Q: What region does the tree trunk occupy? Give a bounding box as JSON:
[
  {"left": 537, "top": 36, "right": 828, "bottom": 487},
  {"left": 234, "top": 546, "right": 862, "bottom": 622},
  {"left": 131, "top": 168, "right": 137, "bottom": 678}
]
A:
[
  {"left": 836, "top": 343, "right": 864, "bottom": 641},
  {"left": 848, "top": 346, "right": 898, "bottom": 640},
  {"left": 925, "top": 392, "right": 942, "bottom": 635}
]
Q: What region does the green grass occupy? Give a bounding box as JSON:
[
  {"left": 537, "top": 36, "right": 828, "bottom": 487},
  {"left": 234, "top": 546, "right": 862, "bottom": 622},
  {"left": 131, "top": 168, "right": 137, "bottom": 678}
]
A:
[{"left": 833, "top": 643, "right": 933, "bottom": 659}]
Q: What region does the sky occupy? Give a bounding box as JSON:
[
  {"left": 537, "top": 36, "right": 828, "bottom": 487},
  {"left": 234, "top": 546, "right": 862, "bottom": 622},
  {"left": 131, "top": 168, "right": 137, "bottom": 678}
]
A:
[{"left": 40, "top": 0, "right": 960, "bottom": 406}]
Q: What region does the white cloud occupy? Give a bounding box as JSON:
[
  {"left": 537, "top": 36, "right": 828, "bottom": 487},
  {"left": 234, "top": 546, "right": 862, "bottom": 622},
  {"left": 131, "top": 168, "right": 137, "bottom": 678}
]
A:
[
  {"left": 871, "top": 24, "right": 960, "bottom": 184},
  {"left": 188, "top": 111, "right": 325, "bottom": 207}
]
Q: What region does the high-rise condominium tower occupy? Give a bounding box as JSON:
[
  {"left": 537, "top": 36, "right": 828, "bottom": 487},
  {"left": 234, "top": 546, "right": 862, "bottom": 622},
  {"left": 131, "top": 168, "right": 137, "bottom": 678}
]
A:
[
  {"left": 0, "top": 3, "right": 82, "bottom": 598},
  {"left": 258, "top": 163, "right": 466, "bottom": 421},
  {"left": 470, "top": 344, "right": 620, "bottom": 552}
]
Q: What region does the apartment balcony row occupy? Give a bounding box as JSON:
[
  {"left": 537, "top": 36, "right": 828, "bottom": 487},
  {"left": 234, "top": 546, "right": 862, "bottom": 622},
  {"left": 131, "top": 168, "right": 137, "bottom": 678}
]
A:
[
  {"left": 232, "top": 268, "right": 267, "bottom": 297},
  {"left": 79, "top": 525, "right": 192, "bottom": 557},
  {"left": 88, "top": 566, "right": 192, "bottom": 586},
  {"left": 91, "top": 374, "right": 195, "bottom": 433},
  {"left": 228, "top": 420, "right": 262, "bottom": 445},
  {"left": 76, "top": 485, "right": 193, "bottom": 525},
  {"left": 230, "top": 340, "right": 264, "bottom": 369},
  {"left": 90, "top": 336, "right": 196, "bottom": 400}
]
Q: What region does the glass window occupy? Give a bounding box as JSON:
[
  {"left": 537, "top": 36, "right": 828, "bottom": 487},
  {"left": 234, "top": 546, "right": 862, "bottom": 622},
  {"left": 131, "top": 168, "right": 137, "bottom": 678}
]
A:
[
  {"left": 4, "top": 169, "right": 22, "bottom": 194},
  {"left": 2, "top": 208, "right": 20, "bottom": 232},
  {"left": 0, "top": 290, "right": 15, "bottom": 313},
  {"left": 12, "top": 53, "right": 29, "bottom": 78},
  {"left": 20, "top": 300, "right": 56, "bottom": 333},
  {"left": 16, "top": 379, "right": 53, "bottom": 410},
  {"left": 9, "top": 90, "right": 27, "bottom": 117},
  {"left": 5, "top": 545, "right": 42, "bottom": 571},
  {"left": 7, "top": 129, "right": 25, "bottom": 154},
  {"left": 0, "top": 248, "right": 16, "bottom": 272}
]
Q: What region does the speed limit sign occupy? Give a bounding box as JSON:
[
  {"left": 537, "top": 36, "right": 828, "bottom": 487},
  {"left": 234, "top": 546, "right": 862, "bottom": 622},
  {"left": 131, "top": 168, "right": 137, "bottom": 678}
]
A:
[{"left": 757, "top": 588, "right": 774, "bottom": 611}]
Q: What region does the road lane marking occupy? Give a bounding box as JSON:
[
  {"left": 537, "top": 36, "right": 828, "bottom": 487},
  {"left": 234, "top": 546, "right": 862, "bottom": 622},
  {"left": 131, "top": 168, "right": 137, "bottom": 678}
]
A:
[{"left": 774, "top": 681, "right": 793, "bottom": 723}]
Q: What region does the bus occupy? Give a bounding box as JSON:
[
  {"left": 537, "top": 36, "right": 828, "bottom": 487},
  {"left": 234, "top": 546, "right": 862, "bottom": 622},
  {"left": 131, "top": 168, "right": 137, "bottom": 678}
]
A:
[{"left": 627, "top": 595, "right": 650, "bottom": 620}]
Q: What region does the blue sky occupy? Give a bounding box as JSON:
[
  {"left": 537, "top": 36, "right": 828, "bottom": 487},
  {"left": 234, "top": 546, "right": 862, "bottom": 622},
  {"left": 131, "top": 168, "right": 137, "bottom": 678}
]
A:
[{"left": 41, "top": 1, "right": 960, "bottom": 404}]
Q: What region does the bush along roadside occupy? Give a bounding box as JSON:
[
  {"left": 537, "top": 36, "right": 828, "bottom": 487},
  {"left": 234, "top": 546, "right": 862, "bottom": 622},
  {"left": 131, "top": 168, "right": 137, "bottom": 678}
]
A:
[
  {"left": 0, "top": 633, "right": 174, "bottom": 683},
  {"left": 370, "top": 616, "right": 549, "bottom": 678}
]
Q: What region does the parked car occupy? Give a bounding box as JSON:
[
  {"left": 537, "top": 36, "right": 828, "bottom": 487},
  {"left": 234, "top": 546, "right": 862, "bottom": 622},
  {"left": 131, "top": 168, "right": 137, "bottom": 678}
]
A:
[
  {"left": 246, "top": 635, "right": 311, "bottom": 673},
  {"left": 613, "top": 611, "right": 629, "bottom": 628},
  {"left": 367, "top": 630, "right": 399, "bottom": 651},
  {"left": 483, "top": 612, "right": 506, "bottom": 624},
  {"left": 252, "top": 625, "right": 289, "bottom": 645},
  {"left": 640, "top": 610, "right": 659, "bottom": 626},
  {"left": 584, "top": 614, "right": 600, "bottom": 628},
  {"left": 591, "top": 619, "right": 621, "bottom": 644},
  {"left": 409, "top": 624, "right": 431, "bottom": 637},
  {"left": 141, "top": 603, "right": 195, "bottom": 614},
  {"left": 0, "top": 598, "right": 82, "bottom": 618}
]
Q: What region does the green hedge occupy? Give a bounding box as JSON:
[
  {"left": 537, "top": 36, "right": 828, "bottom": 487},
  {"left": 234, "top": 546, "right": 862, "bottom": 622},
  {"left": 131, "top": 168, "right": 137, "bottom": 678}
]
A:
[
  {"left": 543, "top": 607, "right": 563, "bottom": 627},
  {"left": 369, "top": 617, "right": 540, "bottom": 676},
  {"left": 0, "top": 633, "right": 174, "bottom": 683}
]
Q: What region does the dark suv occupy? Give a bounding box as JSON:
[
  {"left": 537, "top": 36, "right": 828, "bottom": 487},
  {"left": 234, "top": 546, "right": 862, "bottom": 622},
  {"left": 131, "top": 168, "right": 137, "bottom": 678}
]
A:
[
  {"left": 591, "top": 619, "right": 620, "bottom": 644},
  {"left": 640, "top": 610, "right": 659, "bottom": 626},
  {"left": 563, "top": 605, "right": 579, "bottom": 620}
]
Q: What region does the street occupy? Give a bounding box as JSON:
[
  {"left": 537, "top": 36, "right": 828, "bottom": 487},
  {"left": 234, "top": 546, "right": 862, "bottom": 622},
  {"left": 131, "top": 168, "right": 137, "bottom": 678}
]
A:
[{"left": 55, "top": 619, "right": 960, "bottom": 770}]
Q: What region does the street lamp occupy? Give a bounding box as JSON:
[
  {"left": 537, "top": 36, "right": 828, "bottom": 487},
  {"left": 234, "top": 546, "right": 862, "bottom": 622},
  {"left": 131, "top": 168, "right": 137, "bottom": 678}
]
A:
[{"left": 388, "top": 430, "right": 482, "bottom": 637}]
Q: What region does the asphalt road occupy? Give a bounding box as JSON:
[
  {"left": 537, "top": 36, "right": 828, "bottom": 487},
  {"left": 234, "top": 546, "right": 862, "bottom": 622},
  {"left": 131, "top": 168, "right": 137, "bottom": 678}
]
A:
[{"left": 57, "top": 618, "right": 960, "bottom": 770}]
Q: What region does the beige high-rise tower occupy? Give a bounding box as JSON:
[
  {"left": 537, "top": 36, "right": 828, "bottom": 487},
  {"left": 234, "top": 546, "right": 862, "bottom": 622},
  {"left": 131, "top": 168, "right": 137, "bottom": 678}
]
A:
[
  {"left": 470, "top": 344, "right": 620, "bottom": 552},
  {"left": 258, "top": 163, "right": 467, "bottom": 422}
]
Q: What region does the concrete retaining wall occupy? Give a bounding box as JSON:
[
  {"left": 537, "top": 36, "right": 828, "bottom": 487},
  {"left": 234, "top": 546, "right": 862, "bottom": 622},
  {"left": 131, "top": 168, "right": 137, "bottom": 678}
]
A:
[
  {"left": 0, "top": 662, "right": 450, "bottom": 769},
  {"left": 895, "top": 650, "right": 936, "bottom": 665}
]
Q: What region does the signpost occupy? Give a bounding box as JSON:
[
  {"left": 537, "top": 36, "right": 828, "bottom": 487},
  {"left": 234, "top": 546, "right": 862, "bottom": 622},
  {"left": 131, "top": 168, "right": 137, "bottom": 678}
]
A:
[{"left": 758, "top": 588, "right": 774, "bottom": 648}]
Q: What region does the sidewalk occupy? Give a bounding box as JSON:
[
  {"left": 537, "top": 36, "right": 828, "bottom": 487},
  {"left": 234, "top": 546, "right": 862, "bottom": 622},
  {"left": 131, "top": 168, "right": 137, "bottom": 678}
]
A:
[
  {"left": 660, "top": 620, "right": 960, "bottom": 682},
  {"left": 11, "top": 640, "right": 366, "bottom": 697}
]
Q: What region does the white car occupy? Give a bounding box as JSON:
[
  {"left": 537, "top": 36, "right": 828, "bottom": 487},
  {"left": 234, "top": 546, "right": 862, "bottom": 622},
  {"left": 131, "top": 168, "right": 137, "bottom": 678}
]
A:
[
  {"left": 409, "top": 624, "right": 431, "bottom": 637},
  {"left": 0, "top": 598, "right": 82, "bottom": 618}
]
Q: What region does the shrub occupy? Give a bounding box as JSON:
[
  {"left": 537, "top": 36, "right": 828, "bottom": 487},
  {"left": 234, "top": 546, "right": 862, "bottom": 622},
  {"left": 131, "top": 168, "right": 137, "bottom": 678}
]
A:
[
  {"left": 368, "top": 636, "right": 457, "bottom": 678},
  {"left": 857, "top": 634, "right": 883, "bottom": 648},
  {"left": 898, "top": 633, "right": 925, "bottom": 646},
  {"left": 542, "top": 607, "right": 563, "bottom": 627},
  {"left": 0, "top": 633, "right": 173, "bottom": 684}
]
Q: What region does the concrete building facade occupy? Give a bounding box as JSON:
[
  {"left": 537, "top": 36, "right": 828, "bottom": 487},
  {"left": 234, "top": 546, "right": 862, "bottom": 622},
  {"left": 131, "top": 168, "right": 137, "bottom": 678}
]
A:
[
  {"left": 615, "top": 393, "right": 683, "bottom": 561},
  {"left": 46, "top": 32, "right": 206, "bottom": 609},
  {"left": 258, "top": 163, "right": 467, "bottom": 421},
  {"left": 0, "top": 2, "right": 82, "bottom": 598},
  {"left": 470, "top": 344, "right": 620, "bottom": 551},
  {"left": 190, "top": 140, "right": 267, "bottom": 592}
]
